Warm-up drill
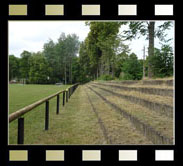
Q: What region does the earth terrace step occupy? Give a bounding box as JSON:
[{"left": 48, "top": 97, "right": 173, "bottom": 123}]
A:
[
  {"left": 85, "top": 89, "right": 113, "bottom": 144},
  {"left": 101, "top": 84, "right": 173, "bottom": 107},
  {"left": 91, "top": 84, "right": 173, "bottom": 118},
  {"left": 109, "top": 80, "right": 139, "bottom": 85},
  {"left": 85, "top": 86, "right": 153, "bottom": 145},
  {"left": 93, "top": 82, "right": 173, "bottom": 97},
  {"left": 92, "top": 87, "right": 173, "bottom": 138},
  {"left": 100, "top": 79, "right": 173, "bottom": 86},
  {"left": 87, "top": 86, "right": 173, "bottom": 145},
  {"left": 98, "top": 79, "right": 173, "bottom": 86},
  {"left": 142, "top": 79, "right": 173, "bottom": 86},
  {"left": 90, "top": 85, "right": 173, "bottom": 139}
]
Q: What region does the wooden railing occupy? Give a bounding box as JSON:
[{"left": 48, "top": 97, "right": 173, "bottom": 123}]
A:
[{"left": 9, "top": 83, "right": 79, "bottom": 144}]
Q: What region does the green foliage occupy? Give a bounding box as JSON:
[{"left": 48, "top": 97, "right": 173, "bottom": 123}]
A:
[
  {"left": 122, "top": 21, "right": 173, "bottom": 78},
  {"left": 114, "top": 51, "right": 129, "bottom": 77},
  {"left": 9, "top": 33, "right": 80, "bottom": 84},
  {"left": 9, "top": 55, "right": 20, "bottom": 80},
  {"left": 123, "top": 21, "right": 172, "bottom": 41},
  {"left": 98, "top": 74, "right": 114, "bottom": 81},
  {"left": 71, "top": 57, "right": 82, "bottom": 83},
  {"left": 119, "top": 73, "right": 134, "bottom": 80},
  {"left": 19, "top": 51, "right": 32, "bottom": 80},
  {"left": 78, "top": 41, "right": 93, "bottom": 83},
  {"left": 85, "top": 22, "right": 122, "bottom": 77},
  {"left": 148, "top": 45, "right": 174, "bottom": 78},
  {"left": 29, "top": 52, "right": 51, "bottom": 84},
  {"left": 43, "top": 33, "right": 80, "bottom": 84},
  {"left": 121, "top": 53, "right": 143, "bottom": 80}
]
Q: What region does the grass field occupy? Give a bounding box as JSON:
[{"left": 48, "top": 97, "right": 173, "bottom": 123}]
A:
[{"left": 9, "top": 84, "right": 70, "bottom": 144}]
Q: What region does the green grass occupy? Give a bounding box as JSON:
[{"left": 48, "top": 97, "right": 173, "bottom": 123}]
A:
[
  {"left": 33, "top": 85, "right": 106, "bottom": 144},
  {"left": 9, "top": 84, "right": 105, "bottom": 145},
  {"left": 9, "top": 84, "right": 70, "bottom": 144}
]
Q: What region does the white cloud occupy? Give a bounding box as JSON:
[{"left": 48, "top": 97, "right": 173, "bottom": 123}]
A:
[{"left": 9, "top": 21, "right": 90, "bottom": 57}]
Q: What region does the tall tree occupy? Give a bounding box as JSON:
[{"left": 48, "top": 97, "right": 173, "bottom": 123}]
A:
[
  {"left": 19, "top": 51, "right": 32, "bottom": 81},
  {"left": 63, "top": 34, "right": 80, "bottom": 84},
  {"left": 43, "top": 33, "right": 79, "bottom": 84},
  {"left": 9, "top": 55, "right": 20, "bottom": 81},
  {"left": 29, "top": 52, "right": 51, "bottom": 84},
  {"left": 122, "top": 21, "right": 172, "bottom": 78},
  {"left": 78, "top": 41, "right": 93, "bottom": 82},
  {"left": 86, "top": 22, "right": 122, "bottom": 78}
]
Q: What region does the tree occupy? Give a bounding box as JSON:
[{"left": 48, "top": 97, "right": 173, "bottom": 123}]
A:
[
  {"left": 78, "top": 41, "right": 93, "bottom": 83},
  {"left": 115, "top": 48, "right": 130, "bottom": 77},
  {"left": 86, "top": 22, "right": 122, "bottom": 78},
  {"left": 71, "top": 56, "right": 81, "bottom": 83},
  {"left": 122, "top": 53, "right": 143, "bottom": 80},
  {"left": 63, "top": 34, "right": 80, "bottom": 84},
  {"left": 148, "top": 45, "right": 174, "bottom": 77},
  {"left": 9, "top": 55, "right": 20, "bottom": 81},
  {"left": 29, "top": 52, "right": 51, "bottom": 84},
  {"left": 43, "top": 33, "right": 80, "bottom": 84},
  {"left": 122, "top": 21, "right": 172, "bottom": 78},
  {"left": 43, "top": 39, "right": 64, "bottom": 84},
  {"left": 19, "top": 51, "right": 32, "bottom": 81}
]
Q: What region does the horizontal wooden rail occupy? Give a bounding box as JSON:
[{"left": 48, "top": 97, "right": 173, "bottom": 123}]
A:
[
  {"left": 9, "top": 83, "right": 79, "bottom": 123},
  {"left": 9, "top": 83, "right": 79, "bottom": 144},
  {"left": 9, "top": 90, "right": 64, "bottom": 123}
]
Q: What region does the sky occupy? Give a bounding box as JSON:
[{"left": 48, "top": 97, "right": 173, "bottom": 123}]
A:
[{"left": 9, "top": 21, "right": 174, "bottom": 59}]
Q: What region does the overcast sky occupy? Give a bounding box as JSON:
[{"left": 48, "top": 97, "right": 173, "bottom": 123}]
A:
[{"left": 9, "top": 21, "right": 174, "bottom": 59}]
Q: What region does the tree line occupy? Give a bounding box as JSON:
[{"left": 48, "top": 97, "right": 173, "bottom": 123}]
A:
[{"left": 9, "top": 21, "right": 174, "bottom": 84}]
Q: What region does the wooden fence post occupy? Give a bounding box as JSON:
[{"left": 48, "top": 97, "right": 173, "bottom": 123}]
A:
[
  {"left": 45, "top": 101, "right": 49, "bottom": 130},
  {"left": 66, "top": 90, "right": 68, "bottom": 102},
  {"left": 69, "top": 88, "right": 71, "bottom": 98},
  {"left": 57, "top": 95, "right": 60, "bottom": 114},
  {"left": 18, "top": 117, "right": 24, "bottom": 144},
  {"left": 63, "top": 91, "right": 65, "bottom": 106}
]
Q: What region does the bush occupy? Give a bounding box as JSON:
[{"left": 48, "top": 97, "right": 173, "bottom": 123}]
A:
[
  {"left": 98, "top": 74, "right": 114, "bottom": 81},
  {"left": 121, "top": 53, "right": 143, "bottom": 80},
  {"left": 119, "top": 73, "right": 134, "bottom": 80}
]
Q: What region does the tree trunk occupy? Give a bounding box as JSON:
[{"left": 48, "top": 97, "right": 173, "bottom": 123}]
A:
[
  {"left": 70, "top": 63, "right": 72, "bottom": 84},
  {"left": 97, "top": 66, "right": 98, "bottom": 79},
  {"left": 148, "top": 22, "right": 155, "bottom": 78},
  {"left": 108, "top": 58, "right": 110, "bottom": 75},
  {"left": 112, "top": 63, "right": 115, "bottom": 78},
  {"left": 64, "top": 63, "right": 67, "bottom": 85},
  {"left": 143, "top": 46, "right": 146, "bottom": 79},
  {"left": 68, "top": 59, "right": 70, "bottom": 84},
  {"left": 70, "top": 57, "right": 72, "bottom": 84},
  {"left": 100, "top": 61, "right": 104, "bottom": 76}
]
